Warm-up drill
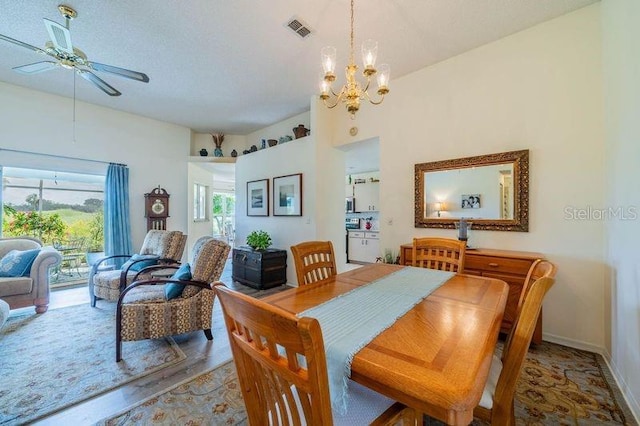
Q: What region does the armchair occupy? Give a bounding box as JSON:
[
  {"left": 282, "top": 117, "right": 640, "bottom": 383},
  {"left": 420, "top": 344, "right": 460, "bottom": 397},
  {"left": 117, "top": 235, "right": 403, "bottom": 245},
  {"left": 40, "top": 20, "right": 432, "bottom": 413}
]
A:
[
  {"left": 89, "top": 230, "right": 187, "bottom": 307},
  {"left": 116, "top": 236, "right": 230, "bottom": 361},
  {"left": 0, "top": 237, "right": 62, "bottom": 313}
]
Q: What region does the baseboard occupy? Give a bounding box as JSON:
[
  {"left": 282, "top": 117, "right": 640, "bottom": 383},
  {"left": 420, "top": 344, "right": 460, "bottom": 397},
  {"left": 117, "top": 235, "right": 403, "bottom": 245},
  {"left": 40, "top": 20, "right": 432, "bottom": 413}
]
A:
[
  {"left": 543, "top": 332, "right": 640, "bottom": 424},
  {"left": 600, "top": 349, "right": 640, "bottom": 425},
  {"left": 542, "top": 332, "right": 605, "bottom": 354}
]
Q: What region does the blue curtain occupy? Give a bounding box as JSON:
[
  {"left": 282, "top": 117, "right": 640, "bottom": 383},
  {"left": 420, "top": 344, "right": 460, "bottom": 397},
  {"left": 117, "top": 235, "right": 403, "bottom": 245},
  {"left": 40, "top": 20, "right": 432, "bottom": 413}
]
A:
[{"left": 104, "top": 163, "right": 132, "bottom": 267}]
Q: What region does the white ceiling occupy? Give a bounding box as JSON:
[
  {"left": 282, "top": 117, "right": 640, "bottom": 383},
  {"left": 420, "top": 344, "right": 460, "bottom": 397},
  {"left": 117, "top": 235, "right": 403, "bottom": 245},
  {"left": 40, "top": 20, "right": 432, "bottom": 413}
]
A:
[{"left": 0, "top": 0, "right": 597, "bottom": 135}]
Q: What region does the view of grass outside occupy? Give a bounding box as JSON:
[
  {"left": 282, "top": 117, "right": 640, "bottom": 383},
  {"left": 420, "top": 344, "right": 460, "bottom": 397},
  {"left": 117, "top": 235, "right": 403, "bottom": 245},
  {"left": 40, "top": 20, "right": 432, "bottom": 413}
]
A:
[{"left": 2, "top": 168, "right": 105, "bottom": 252}]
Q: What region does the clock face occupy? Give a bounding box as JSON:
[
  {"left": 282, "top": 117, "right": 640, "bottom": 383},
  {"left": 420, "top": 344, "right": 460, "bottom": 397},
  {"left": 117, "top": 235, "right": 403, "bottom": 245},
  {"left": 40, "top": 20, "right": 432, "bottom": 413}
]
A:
[{"left": 151, "top": 199, "right": 166, "bottom": 215}]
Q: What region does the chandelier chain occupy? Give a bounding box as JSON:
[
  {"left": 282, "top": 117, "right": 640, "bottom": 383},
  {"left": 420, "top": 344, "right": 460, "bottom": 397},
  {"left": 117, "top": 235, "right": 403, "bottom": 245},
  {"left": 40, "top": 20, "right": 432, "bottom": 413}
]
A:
[{"left": 350, "top": 0, "right": 355, "bottom": 64}]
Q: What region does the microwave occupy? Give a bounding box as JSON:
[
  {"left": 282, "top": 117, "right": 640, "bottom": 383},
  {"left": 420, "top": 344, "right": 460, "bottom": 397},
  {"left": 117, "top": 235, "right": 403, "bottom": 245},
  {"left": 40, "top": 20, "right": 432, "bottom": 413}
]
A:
[{"left": 345, "top": 197, "right": 355, "bottom": 213}]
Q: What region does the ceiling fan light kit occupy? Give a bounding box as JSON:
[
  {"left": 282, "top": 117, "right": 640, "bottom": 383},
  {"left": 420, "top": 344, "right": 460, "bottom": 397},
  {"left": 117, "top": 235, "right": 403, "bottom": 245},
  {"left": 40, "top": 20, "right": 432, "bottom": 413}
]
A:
[{"left": 0, "top": 4, "right": 149, "bottom": 96}]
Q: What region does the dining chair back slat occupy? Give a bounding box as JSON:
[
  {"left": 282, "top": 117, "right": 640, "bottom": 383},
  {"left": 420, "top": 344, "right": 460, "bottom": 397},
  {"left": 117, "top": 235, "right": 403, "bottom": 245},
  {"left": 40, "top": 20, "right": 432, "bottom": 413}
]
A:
[
  {"left": 412, "top": 237, "right": 466, "bottom": 272},
  {"left": 291, "top": 241, "right": 337, "bottom": 286}
]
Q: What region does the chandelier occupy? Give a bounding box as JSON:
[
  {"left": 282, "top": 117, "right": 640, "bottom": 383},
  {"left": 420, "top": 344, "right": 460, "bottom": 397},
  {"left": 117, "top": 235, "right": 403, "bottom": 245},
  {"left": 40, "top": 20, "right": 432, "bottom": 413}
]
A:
[{"left": 319, "top": 0, "right": 390, "bottom": 118}]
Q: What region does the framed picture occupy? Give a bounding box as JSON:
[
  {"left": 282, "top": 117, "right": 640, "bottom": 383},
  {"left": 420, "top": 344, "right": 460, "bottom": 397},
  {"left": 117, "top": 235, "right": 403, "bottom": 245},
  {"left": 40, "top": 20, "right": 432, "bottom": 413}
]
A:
[
  {"left": 247, "top": 179, "right": 269, "bottom": 216},
  {"left": 273, "top": 173, "right": 302, "bottom": 216},
  {"left": 461, "top": 194, "right": 481, "bottom": 209}
]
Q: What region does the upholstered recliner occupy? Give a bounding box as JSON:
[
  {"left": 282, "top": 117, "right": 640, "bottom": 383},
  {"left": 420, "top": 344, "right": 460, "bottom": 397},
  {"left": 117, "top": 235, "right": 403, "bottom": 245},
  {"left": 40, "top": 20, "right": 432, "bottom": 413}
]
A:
[
  {"left": 89, "top": 230, "right": 187, "bottom": 307},
  {"left": 0, "top": 237, "right": 62, "bottom": 314},
  {"left": 116, "top": 236, "right": 230, "bottom": 361}
]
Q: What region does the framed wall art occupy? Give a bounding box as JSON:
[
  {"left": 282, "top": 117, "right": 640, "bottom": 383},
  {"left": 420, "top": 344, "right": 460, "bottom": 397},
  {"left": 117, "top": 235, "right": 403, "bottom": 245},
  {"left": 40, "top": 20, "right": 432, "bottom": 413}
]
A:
[
  {"left": 247, "top": 179, "right": 269, "bottom": 216},
  {"left": 273, "top": 173, "right": 302, "bottom": 216}
]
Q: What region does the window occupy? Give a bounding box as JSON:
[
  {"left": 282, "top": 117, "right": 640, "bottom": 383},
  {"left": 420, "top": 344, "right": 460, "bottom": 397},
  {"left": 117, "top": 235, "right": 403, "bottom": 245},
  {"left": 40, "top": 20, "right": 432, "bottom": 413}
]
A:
[
  {"left": 194, "top": 183, "right": 208, "bottom": 221},
  {"left": 212, "top": 192, "right": 235, "bottom": 246},
  {"left": 1, "top": 167, "right": 104, "bottom": 244}
]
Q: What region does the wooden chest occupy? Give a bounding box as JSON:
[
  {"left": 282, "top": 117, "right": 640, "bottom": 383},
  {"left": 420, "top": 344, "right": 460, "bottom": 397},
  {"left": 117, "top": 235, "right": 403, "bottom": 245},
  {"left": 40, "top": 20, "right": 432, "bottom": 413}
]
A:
[
  {"left": 399, "top": 244, "right": 545, "bottom": 344},
  {"left": 232, "top": 247, "right": 287, "bottom": 290}
]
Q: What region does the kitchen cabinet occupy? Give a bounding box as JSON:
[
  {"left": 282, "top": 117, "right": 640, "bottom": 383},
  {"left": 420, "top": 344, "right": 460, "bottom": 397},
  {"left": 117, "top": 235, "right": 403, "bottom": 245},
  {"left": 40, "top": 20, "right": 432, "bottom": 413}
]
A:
[
  {"left": 348, "top": 231, "right": 380, "bottom": 263},
  {"left": 232, "top": 247, "right": 287, "bottom": 289},
  {"left": 353, "top": 182, "right": 379, "bottom": 212},
  {"left": 399, "top": 245, "right": 544, "bottom": 344}
]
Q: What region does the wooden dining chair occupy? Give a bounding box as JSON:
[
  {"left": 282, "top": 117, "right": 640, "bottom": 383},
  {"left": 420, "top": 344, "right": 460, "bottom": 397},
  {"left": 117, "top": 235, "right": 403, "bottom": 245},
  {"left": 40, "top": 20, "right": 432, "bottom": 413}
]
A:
[
  {"left": 291, "top": 240, "right": 337, "bottom": 286},
  {"left": 502, "top": 259, "right": 557, "bottom": 360},
  {"left": 214, "top": 283, "right": 416, "bottom": 426},
  {"left": 473, "top": 276, "right": 555, "bottom": 425},
  {"left": 411, "top": 237, "right": 466, "bottom": 272}
]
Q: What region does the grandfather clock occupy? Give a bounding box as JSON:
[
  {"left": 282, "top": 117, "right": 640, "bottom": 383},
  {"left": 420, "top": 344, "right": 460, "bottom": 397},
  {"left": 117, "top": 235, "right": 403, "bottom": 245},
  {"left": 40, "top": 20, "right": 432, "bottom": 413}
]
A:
[{"left": 144, "top": 186, "right": 170, "bottom": 231}]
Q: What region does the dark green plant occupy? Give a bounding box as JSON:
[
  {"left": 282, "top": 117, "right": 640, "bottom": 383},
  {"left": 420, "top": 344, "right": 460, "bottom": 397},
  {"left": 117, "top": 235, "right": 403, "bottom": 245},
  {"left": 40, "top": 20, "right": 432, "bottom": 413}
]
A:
[{"left": 246, "top": 230, "right": 272, "bottom": 251}]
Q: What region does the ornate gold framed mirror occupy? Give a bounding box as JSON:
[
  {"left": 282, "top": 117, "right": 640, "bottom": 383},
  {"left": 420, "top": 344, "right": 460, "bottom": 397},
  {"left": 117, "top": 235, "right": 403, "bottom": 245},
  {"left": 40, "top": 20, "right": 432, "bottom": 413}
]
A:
[{"left": 414, "top": 150, "right": 529, "bottom": 231}]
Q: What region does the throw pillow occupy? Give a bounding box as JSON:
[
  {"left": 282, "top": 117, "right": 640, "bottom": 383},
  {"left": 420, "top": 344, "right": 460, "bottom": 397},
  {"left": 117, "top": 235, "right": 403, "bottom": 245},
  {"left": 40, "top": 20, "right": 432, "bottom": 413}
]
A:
[
  {"left": 165, "top": 263, "right": 192, "bottom": 300},
  {"left": 122, "top": 254, "right": 158, "bottom": 272},
  {"left": 0, "top": 249, "right": 41, "bottom": 278}
]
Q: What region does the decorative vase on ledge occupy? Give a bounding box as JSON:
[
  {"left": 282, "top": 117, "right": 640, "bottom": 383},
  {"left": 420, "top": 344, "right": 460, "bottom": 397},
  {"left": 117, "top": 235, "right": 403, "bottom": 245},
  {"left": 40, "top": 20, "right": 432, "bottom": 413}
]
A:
[
  {"left": 293, "top": 124, "right": 310, "bottom": 139},
  {"left": 199, "top": 148, "right": 208, "bottom": 157}
]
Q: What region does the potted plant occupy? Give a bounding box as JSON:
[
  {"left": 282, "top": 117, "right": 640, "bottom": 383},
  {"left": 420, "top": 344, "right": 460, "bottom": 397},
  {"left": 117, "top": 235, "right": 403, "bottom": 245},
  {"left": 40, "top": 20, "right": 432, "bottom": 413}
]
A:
[
  {"left": 85, "top": 211, "right": 105, "bottom": 266},
  {"left": 246, "top": 230, "right": 272, "bottom": 251}
]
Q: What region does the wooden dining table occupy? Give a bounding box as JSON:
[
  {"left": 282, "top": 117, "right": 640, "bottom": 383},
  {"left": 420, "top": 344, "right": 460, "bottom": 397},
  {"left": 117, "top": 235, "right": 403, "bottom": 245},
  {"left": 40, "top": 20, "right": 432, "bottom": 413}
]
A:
[{"left": 261, "top": 263, "right": 509, "bottom": 425}]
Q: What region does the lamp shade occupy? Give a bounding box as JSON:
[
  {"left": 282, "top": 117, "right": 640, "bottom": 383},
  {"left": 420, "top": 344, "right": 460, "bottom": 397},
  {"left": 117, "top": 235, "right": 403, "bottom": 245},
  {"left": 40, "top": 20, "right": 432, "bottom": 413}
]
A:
[
  {"left": 321, "top": 46, "right": 337, "bottom": 75},
  {"left": 361, "top": 39, "right": 378, "bottom": 70}
]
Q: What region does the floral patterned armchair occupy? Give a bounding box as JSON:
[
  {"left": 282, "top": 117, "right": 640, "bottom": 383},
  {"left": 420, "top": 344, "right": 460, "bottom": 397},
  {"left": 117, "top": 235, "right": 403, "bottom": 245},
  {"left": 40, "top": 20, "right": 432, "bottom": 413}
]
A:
[
  {"left": 116, "top": 236, "right": 230, "bottom": 361},
  {"left": 89, "top": 230, "right": 187, "bottom": 307}
]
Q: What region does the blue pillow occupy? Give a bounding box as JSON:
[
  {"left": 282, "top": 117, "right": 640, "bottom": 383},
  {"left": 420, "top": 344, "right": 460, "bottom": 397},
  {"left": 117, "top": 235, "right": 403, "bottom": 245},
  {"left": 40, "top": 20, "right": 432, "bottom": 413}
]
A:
[
  {"left": 122, "top": 254, "right": 158, "bottom": 272},
  {"left": 165, "top": 263, "right": 192, "bottom": 300},
  {"left": 0, "top": 249, "right": 41, "bottom": 278}
]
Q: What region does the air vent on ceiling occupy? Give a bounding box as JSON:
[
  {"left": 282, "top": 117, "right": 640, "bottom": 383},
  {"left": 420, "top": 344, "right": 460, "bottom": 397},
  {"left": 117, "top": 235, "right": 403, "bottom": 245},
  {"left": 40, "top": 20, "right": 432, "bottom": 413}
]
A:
[{"left": 286, "top": 17, "right": 312, "bottom": 39}]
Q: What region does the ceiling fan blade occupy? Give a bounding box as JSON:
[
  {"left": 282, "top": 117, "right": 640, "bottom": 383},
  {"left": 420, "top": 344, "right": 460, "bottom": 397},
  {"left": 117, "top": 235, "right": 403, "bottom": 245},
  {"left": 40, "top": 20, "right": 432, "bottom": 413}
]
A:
[
  {"left": 77, "top": 69, "right": 121, "bottom": 96},
  {"left": 13, "top": 61, "right": 59, "bottom": 74},
  {"left": 43, "top": 18, "right": 73, "bottom": 54},
  {"left": 88, "top": 62, "right": 150, "bottom": 83},
  {"left": 0, "top": 33, "right": 46, "bottom": 54}
]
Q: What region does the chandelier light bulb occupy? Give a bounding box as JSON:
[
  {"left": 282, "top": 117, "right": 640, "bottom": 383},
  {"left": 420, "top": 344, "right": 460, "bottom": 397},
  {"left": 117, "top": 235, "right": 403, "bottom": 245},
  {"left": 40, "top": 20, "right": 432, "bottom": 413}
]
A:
[
  {"left": 361, "top": 39, "right": 378, "bottom": 73},
  {"left": 377, "top": 63, "right": 390, "bottom": 93},
  {"left": 321, "top": 46, "right": 337, "bottom": 78}
]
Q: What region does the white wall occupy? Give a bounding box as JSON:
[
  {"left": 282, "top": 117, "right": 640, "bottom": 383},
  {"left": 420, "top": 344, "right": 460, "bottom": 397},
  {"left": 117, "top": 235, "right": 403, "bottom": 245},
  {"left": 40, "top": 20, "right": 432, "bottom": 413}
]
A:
[
  {"left": 326, "top": 5, "right": 606, "bottom": 349},
  {"left": 235, "top": 134, "right": 317, "bottom": 284},
  {"left": 602, "top": 0, "right": 640, "bottom": 416},
  {"left": 0, "top": 82, "right": 191, "bottom": 249}
]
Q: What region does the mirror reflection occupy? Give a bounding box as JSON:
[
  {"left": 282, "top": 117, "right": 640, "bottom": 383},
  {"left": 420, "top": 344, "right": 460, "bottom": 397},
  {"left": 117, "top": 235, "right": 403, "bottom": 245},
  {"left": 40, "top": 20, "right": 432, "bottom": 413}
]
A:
[
  {"left": 425, "top": 163, "right": 514, "bottom": 220},
  {"left": 414, "top": 150, "right": 529, "bottom": 232}
]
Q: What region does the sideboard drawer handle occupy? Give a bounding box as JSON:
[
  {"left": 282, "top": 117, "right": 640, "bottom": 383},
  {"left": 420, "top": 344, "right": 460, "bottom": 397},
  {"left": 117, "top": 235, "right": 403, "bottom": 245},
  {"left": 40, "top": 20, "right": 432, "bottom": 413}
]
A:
[{"left": 488, "top": 262, "right": 499, "bottom": 267}]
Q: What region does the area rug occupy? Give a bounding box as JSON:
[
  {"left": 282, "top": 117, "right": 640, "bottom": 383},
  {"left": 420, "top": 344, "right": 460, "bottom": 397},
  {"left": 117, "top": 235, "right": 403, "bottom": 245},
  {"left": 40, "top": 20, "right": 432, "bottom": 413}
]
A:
[
  {"left": 98, "top": 342, "right": 636, "bottom": 426},
  {"left": 0, "top": 304, "right": 186, "bottom": 425},
  {"left": 97, "top": 360, "right": 247, "bottom": 426}
]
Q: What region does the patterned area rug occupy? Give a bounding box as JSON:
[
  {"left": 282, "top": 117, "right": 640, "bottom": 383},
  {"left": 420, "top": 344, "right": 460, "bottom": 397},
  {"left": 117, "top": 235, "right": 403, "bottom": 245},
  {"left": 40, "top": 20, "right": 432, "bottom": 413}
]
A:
[
  {"left": 99, "top": 341, "right": 636, "bottom": 425},
  {"left": 0, "top": 304, "right": 186, "bottom": 425}
]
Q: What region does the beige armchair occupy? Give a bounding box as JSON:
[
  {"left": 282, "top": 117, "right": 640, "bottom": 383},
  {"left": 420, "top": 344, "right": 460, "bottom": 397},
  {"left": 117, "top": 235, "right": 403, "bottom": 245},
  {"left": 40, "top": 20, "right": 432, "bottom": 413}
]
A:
[
  {"left": 116, "top": 236, "right": 229, "bottom": 361},
  {"left": 89, "top": 230, "right": 187, "bottom": 307},
  {"left": 0, "top": 237, "right": 62, "bottom": 313}
]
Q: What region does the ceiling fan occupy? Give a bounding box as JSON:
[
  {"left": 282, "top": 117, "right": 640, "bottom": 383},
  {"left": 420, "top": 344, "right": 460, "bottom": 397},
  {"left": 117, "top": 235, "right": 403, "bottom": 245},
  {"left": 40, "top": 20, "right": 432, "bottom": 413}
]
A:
[{"left": 0, "top": 4, "right": 149, "bottom": 96}]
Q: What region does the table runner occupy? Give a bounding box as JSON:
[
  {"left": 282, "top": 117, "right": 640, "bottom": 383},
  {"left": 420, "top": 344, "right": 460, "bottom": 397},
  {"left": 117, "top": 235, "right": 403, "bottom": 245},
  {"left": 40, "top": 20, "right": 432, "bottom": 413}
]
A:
[{"left": 298, "top": 266, "right": 454, "bottom": 414}]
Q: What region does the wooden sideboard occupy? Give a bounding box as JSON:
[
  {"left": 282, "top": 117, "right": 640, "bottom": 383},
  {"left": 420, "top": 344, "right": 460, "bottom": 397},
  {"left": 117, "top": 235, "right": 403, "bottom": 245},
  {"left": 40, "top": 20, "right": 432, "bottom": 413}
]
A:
[{"left": 399, "top": 244, "right": 545, "bottom": 344}]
